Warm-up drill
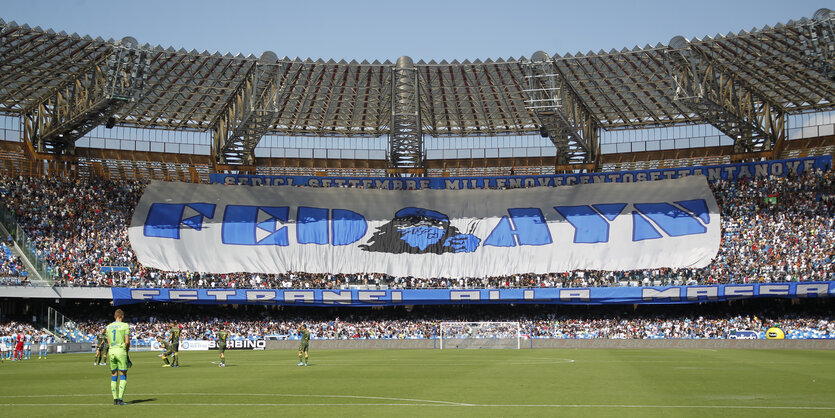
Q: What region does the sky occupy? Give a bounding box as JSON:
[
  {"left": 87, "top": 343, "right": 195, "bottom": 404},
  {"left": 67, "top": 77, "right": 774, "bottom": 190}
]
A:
[{"left": 2, "top": 0, "right": 831, "bottom": 62}]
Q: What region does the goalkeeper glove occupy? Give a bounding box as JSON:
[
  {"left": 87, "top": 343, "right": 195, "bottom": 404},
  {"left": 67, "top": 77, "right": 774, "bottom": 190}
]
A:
[{"left": 126, "top": 354, "right": 132, "bottom": 369}]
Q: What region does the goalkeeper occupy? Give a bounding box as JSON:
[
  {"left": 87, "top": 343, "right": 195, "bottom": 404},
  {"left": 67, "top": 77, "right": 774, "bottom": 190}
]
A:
[{"left": 105, "top": 309, "right": 131, "bottom": 406}]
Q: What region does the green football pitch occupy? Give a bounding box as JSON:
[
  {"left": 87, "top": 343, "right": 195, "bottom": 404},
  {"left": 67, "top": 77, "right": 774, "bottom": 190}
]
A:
[{"left": 1, "top": 348, "right": 833, "bottom": 417}]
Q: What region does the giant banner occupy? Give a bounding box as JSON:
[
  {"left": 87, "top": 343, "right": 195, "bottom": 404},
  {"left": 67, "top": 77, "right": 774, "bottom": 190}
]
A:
[
  {"left": 111, "top": 282, "right": 835, "bottom": 306},
  {"left": 128, "top": 176, "right": 719, "bottom": 277},
  {"left": 210, "top": 156, "right": 831, "bottom": 189}
]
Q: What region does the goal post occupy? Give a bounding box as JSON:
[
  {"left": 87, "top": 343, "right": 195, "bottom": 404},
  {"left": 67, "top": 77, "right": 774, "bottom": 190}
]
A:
[{"left": 437, "top": 321, "right": 524, "bottom": 349}]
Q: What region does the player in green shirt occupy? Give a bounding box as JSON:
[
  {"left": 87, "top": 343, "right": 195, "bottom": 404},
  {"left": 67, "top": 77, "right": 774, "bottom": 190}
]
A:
[
  {"left": 156, "top": 336, "right": 173, "bottom": 367},
  {"left": 216, "top": 326, "right": 229, "bottom": 367},
  {"left": 297, "top": 324, "right": 309, "bottom": 366},
  {"left": 105, "top": 309, "right": 130, "bottom": 406},
  {"left": 94, "top": 329, "right": 108, "bottom": 366},
  {"left": 169, "top": 323, "right": 181, "bottom": 367}
]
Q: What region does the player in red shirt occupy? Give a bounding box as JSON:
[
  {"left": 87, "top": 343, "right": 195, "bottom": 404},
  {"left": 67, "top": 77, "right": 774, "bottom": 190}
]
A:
[{"left": 14, "top": 330, "right": 25, "bottom": 361}]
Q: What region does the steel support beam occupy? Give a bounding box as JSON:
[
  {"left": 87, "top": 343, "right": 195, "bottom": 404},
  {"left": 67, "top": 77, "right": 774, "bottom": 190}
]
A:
[
  {"left": 387, "top": 56, "right": 423, "bottom": 175},
  {"left": 801, "top": 8, "right": 835, "bottom": 80},
  {"left": 665, "top": 37, "right": 786, "bottom": 154},
  {"left": 22, "top": 37, "right": 148, "bottom": 156},
  {"left": 213, "top": 52, "right": 284, "bottom": 166},
  {"left": 524, "top": 52, "right": 598, "bottom": 167}
]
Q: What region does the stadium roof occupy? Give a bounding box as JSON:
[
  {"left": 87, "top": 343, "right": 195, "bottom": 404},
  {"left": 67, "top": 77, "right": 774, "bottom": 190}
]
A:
[{"left": 0, "top": 10, "right": 833, "bottom": 138}]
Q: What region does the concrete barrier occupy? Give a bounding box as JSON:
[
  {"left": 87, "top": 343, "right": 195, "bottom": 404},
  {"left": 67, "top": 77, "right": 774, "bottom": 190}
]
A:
[{"left": 50, "top": 342, "right": 94, "bottom": 354}]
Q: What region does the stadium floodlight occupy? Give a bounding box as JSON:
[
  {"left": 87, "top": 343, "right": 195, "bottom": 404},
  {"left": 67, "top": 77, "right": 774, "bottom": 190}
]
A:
[{"left": 438, "top": 321, "right": 524, "bottom": 349}]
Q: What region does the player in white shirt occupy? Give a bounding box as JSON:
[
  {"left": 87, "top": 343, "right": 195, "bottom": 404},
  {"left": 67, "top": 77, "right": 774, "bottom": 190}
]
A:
[
  {"left": 23, "top": 334, "right": 31, "bottom": 359},
  {"left": 3, "top": 336, "right": 11, "bottom": 360},
  {"left": 38, "top": 333, "right": 50, "bottom": 359}
]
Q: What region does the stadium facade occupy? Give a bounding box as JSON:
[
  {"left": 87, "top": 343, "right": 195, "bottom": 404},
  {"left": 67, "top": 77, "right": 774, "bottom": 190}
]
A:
[
  {"left": 0, "top": 9, "right": 833, "bottom": 345},
  {"left": 0, "top": 8, "right": 832, "bottom": 181}
]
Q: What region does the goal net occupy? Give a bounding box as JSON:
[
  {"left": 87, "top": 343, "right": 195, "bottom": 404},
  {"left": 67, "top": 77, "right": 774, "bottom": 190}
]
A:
[{"left": 438, "top": 321, "right": 522, "bottom": 349}]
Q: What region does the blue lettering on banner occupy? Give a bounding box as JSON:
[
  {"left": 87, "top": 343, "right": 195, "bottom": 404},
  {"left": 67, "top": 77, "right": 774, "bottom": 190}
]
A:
[
  {"left": 145, "top": 201, "right": 707, "bottom": 247},
  {"left": 222, "top": 205, "right": 289, "bottom": 246},
  {"left": 111, "top": 282, "right": 835, "bottom": 307},
  {"left": 208, "top": 156, "right": 830, "bottom": 189},
  {"left": 203, "top": 206, "right": 368, "bottom": 247},
  {"left": 332, "top": 209, "right": 368, "bottom": 246},
  {"left": 554, "top": 204, "right": 626, "bottom": 243},
  {"left": 144, "top": 203, "right": 216, "bottom": 239},
  {"left": 633, "top": 202, "right": 707, "bottom": 237},
  {"left": 297, "top": 206, "right": 329, "bottom": 245},
  {"left": 484, "top": 208, "right": 552, "bottom": 247}
]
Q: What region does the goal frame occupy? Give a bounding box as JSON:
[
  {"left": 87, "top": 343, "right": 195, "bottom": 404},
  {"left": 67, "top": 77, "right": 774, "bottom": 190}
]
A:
[{"left": 438, "top": 321, "right": 522, "bottom": 349}]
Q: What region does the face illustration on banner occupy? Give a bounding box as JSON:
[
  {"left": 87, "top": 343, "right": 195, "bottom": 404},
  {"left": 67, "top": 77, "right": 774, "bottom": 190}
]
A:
[{"left": 360, "top": 207, "right": 481, "bottom": 254}]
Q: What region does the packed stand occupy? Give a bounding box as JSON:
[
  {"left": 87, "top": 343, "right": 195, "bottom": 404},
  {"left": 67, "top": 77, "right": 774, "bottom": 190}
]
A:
[
  {"left": 0, "top": 176, "right": 142, "bottom": 286},
  {"left": 0, "top": 168, "right": 833, "bottom": 289},
  {"left": 0, "top": 239, "right": 29, "bottom": 285},
  {"left": 61, "top": 303, "right": 835, "bottom": 344}
]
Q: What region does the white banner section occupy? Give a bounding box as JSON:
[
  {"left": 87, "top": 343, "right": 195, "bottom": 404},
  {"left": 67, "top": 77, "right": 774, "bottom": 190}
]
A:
[
  {"left": 128, "top": 176, "right": 720, "bottom": 278},
  {"left": 149, "top": 340, "right": 209, "bottom": 351}
]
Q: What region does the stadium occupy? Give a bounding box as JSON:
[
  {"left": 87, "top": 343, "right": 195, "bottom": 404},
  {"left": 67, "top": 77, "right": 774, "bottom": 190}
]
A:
[{"left": 0, "top": 4, "right": 834, "bottom": 416}]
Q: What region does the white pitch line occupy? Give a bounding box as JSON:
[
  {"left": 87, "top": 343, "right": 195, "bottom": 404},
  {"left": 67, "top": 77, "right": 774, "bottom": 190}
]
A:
[
  {"left": 3, "top": 403, "right": 835, "bottom": 410},
  {"left": 219, "top": 359, "right": 576, "bottom": 366},
  {"left": 0, "top": 393, "right": 471, "bottom": 406}
]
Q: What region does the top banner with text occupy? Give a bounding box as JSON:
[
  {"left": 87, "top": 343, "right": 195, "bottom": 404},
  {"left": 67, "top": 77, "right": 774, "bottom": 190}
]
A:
[
  {"left": 129, "top": 176, "right": 719, "bottom": 277},
  {"left": 210, "top": 156, "right": 830, "bottom": 189}
]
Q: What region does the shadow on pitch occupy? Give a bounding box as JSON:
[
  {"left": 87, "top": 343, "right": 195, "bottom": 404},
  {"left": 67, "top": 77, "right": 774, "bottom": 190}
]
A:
[{"left": 129, "top": 398, "right": 156, "bottom": 404}]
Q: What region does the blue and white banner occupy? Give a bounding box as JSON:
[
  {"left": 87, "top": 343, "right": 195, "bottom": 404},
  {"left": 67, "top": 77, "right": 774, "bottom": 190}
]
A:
[
  {"left": 128, "top": 176, "right": 719, "bottom": 277},
  {"left": 210, "top": 156, "right": 831, "bottom": 189},
  {"left": 150, "top": 339, "right": 209, "bottom": 351},
  {"left": 111, "top": 282, "right": 835, "bottom": 306}
]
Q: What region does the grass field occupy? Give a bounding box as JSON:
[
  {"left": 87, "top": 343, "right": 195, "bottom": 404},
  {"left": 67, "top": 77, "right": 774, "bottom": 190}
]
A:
[{"left": 1, "top": 348, "right": 833, "bottom": 417}]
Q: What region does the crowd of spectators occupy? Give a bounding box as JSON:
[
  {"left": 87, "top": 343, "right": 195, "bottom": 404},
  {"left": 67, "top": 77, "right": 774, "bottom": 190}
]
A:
[
  {"left": 0, "top": 321, "right": 41, "bottom": 337},
  {"left": 58, "top": 303, "right": 835, "bottom": 343},
  {"left": 0, "top": 167, "right": 832, "bottom": 289},
  {"left": 0, "top": 239, "right": 28, "bottom": 285},
  {"left": 0, "top": 176, "right": 141, "bottom": 286}
]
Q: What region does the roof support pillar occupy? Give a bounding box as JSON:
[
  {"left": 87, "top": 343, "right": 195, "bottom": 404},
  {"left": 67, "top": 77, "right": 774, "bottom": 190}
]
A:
[
  {"left": 524, "top": 51, "right": 599, "bottom": 168},
  {"left": 665, "top": 37, "right": 786, "bottom": 155},
  {"left": 22, "top": 36, "right": 148, "bottom": 156},
  {"left": 387, "top": 56, "right": 424, "bottom": 176},
  {"left": 213, "top": 52, "right": 283, "bottom": 167},
  {"left": 801, "top": 8, "right": 835, "bottom": 80}
]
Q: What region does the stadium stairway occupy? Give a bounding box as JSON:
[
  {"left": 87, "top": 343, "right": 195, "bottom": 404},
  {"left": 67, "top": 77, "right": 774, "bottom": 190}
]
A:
[{"left": 0, "top": 222, "right": 49, "bottom": 286}]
